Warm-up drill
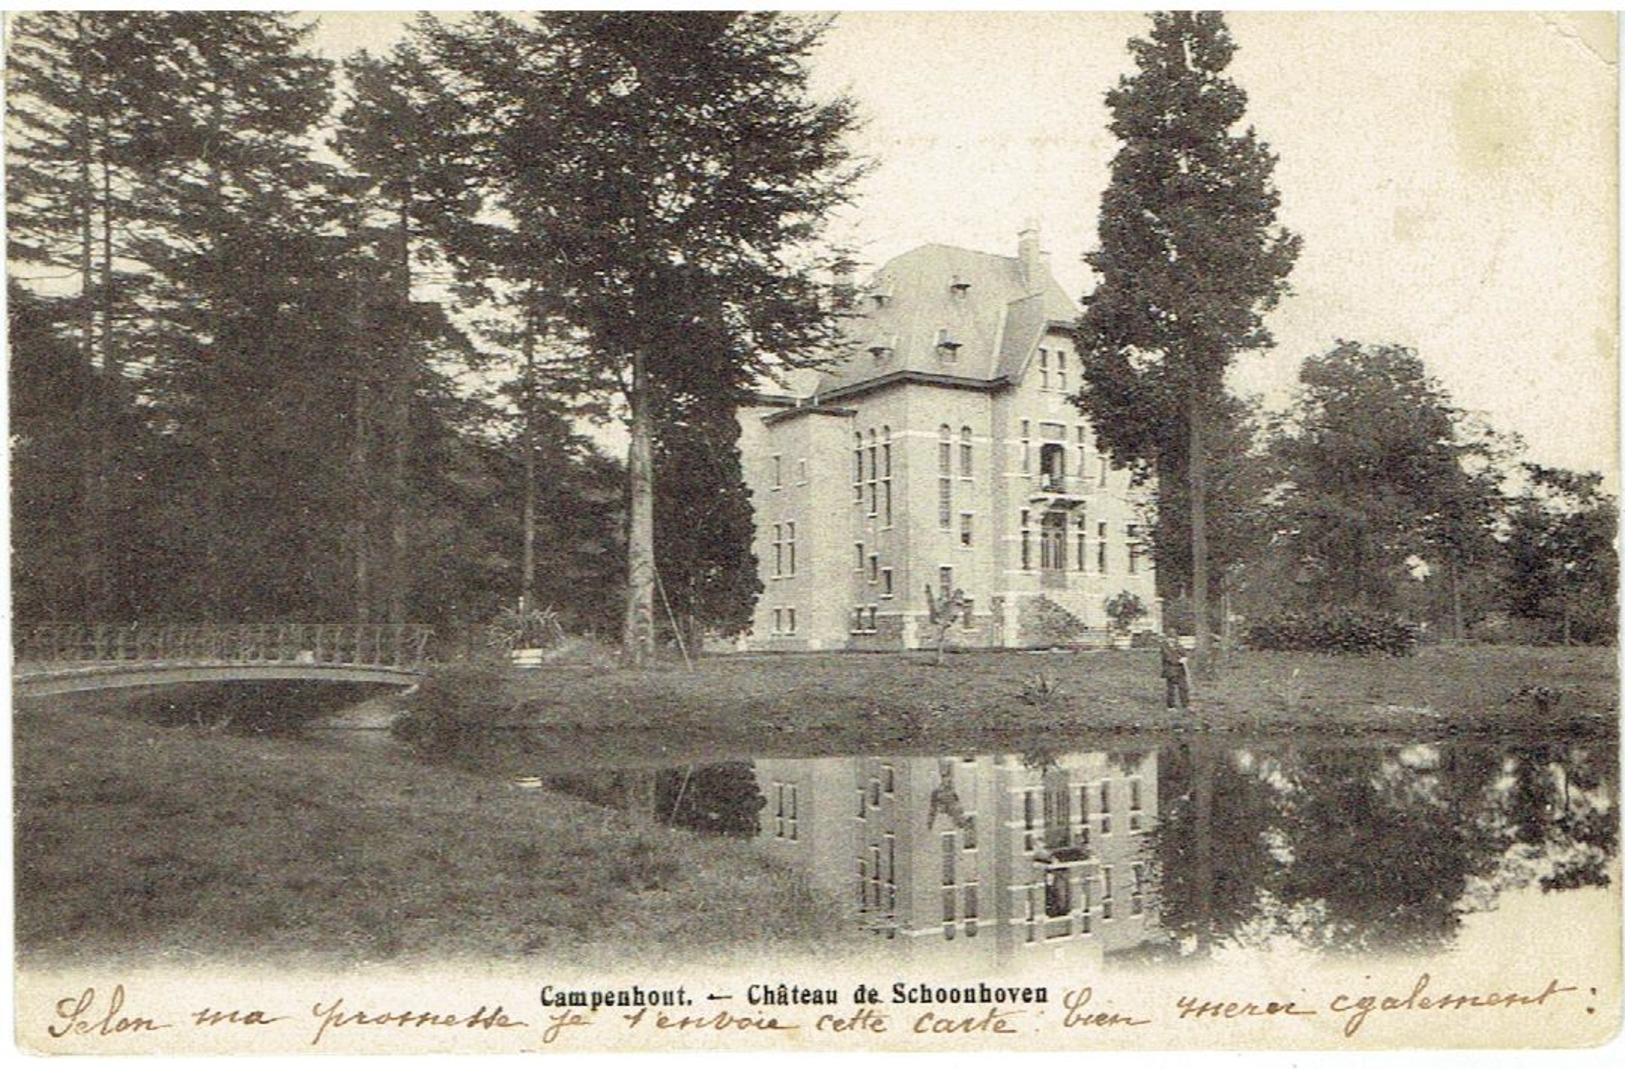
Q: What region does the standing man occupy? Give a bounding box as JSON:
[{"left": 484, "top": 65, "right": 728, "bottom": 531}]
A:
[{"left": 1159, "top": 631, "right": 1191, "bottom": 710}]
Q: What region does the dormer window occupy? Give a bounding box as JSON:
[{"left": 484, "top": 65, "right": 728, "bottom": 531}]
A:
[
  {"left": 869, "top": 278, "right": 894, "bottom": 307},
  {"left": 936, "top": 329, "right": 961, "bottom": 361},
  {"left": 950, "top": 274, "right": 971, "bottom": 295},
  {"left": 868, "top": 333, "right": 897, "bottom": 363}
]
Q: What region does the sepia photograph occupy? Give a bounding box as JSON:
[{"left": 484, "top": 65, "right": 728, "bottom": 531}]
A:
[{"left": 5, "top": 7, "right": 1619, "bottom": 1056}]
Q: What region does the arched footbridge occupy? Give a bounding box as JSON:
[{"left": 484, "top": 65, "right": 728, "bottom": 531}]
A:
[{"left": 12, "top": 623, "right": 433, "bottom": 698}]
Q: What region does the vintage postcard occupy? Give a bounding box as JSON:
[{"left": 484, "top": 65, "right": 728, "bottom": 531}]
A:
[{"left": 6, "top": 7, "right": 1619, "bottom": 1058}]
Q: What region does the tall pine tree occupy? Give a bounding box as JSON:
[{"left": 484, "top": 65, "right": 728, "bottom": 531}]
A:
[
  {"left": 412, "top": 11, "right": 862, "bottom": 664},
  {"left": 1075, "top": 12, "right": 1298, "bottom": 671}
]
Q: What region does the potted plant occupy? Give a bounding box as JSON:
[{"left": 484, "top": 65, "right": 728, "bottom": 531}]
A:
[{"left": 487, "top": 603, "right": 566, "bottom": 667}]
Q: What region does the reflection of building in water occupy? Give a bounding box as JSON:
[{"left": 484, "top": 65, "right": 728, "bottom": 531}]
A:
[{"left": 756, "top": 750, "right": 1158, "bottom": 964}]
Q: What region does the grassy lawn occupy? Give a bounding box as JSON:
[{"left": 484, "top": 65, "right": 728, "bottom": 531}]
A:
[
  {"left": 484, "top": 644, "right": 1617, "bottom": 749},
  {"left": 13, "top": 699, "right": 852, "bottom": 970}
]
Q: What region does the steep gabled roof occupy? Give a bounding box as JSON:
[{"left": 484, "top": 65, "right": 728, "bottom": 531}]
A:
[{"left": 813, "top": 240, "right": 1079, "bottom": 400}]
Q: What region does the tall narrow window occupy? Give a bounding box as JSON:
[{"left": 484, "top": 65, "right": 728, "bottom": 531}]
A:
[
  {"left": 959, "top": 512, "right": 973, "bottom": 547},
  {"left": 959, "top": 426, "right": 973, "bottom": 477},
  {"left": 867, "top": 429, "right": 878, "bottom": 516},
  {"left": 938, "top": 566, "right": 953, "bottom": 598},
  {"left": 1076, "top": 426, "right": 1090, "bottom": 479},
  {"left": 868, "top": 553, "right": 879, "bottom": 583},
  {"left": 1038, "top": 348, "right": 1050, "bottom": 390},
  {"left": 771, "top": 454, "right": 782, "bottom": 489},
  {"left": 772, "top": 524, "right": 784, "bottom": 577},
  {"left": 1021, "top": 510, "right": 1032, "bottom": 571},
  {"left": 1055, "top": 350, "right": 1068, "bottom": 393},
  {"left": 854, "top": 434, "right": 864, "bottom": 502},
  {"left": 880, "top": 568, "right": 894, "bottom": 598},
  {"left": 1097, "top": 521, "right": 1108, "bottom": 573},
  {"left": 785, "top": 521, "right": 796, "bottom": 576},
  {"left": 855, "top": 542, "right": 864, "bottom": 571},
  {"left": 1075, "top": 512, "right": 1088, "bottom": 571},
  {"left": 938, "top": 425, "right": 952, "bottom": 529},
  {"left": 1020, "top": 420, "right": 1031, "bottom": 473},
  {"left": 881, "top": 427, "right": 893, "bottom": 526},
  {"left": 1126, "top": 523, "right": 1141, "bottom": 575}
]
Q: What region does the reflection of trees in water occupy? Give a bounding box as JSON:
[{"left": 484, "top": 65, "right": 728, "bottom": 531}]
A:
[
  {"left": 545, "top": 762, "right": 765, "bottom": 838},
  {"left": 1147, "top": 738, "right": 1617, "bottom": 959},
  {"left": 656, "top": 762, "right": 765, "bottom": 837}
]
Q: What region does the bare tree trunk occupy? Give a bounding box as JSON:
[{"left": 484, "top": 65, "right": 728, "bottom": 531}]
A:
[
  {"left": 520, "top": 287, "right": 538, "bottom": 614},
  {"left": 349, "top": 282, "right": 373, "bottom": 624},
  {"left": 94, "top": 143, "right": 120, "bottom": 619},
  {"left": 75, "top": 16, "right": 102, "bottom": 619},
  {"left": 1190, "top": 399, "right": 1211, "bottom": 681},
  {"left": 622, "top": 349, "right": 657, "bottom": 665},
  {"left": 386, "top": 199, "right": 412, "bottom": 627}
]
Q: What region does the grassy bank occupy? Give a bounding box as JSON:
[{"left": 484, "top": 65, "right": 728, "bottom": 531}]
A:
[
  {"left": 475, "top": 645, "right": 1616, "bottom": 749},
  {"left": 13, "top": 700, "right": 852, "bottom": 970}
]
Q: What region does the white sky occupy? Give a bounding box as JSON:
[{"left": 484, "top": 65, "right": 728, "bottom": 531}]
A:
[{"left": 301, "top": 9, "right": 1617, "bottom": 482}]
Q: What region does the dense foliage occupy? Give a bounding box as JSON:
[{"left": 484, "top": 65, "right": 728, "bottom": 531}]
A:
[{"left": 1244, "top": 607, "right": 1420, "bottom": 657}]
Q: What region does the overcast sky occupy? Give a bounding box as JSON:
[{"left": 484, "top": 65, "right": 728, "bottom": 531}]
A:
[{"left": 306, "top": 9, "right": 1618, "bottom": 482}]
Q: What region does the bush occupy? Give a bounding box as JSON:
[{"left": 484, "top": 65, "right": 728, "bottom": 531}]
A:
[
  {"left": 391, "top": 662, "right": 513, "bottom": 756},
  {"left": 1244, "top": 606, "right": 1420, "bottom": 656}
]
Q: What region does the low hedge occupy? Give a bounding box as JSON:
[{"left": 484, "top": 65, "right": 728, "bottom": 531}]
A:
[{"left": 1244, "top": 607, "right": 1420, "bottom": 657}]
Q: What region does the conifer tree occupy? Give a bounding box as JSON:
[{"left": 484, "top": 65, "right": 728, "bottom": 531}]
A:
[
  {"left": 1075, "top": 12, "right": 1299, "bottom": 671},
  {"left": 412, "top": 11, "right": 862, "bottom": 664}
]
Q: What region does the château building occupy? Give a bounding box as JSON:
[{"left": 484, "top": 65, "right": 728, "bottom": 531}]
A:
[{"left": 739, "top": 227, "right": 1158, "bottom": 651}]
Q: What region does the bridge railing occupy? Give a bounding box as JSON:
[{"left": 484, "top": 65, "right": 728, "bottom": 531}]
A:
[{"left": 14, "top": 623, "right": 435, "bottom": 670}]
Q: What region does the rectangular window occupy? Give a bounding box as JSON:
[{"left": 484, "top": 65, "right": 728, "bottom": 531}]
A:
[
  {"left": 942, "top": 833, "right": 957, "bottom": 886},
  {"left": 1099, "top": 781, "right": 1113, "bottom": 835},
  {"left": 938, "top": 566, "right": 953, "bottom": 595},
  {"left": 882, "top": 764, "right": 896, "bottom": 794},
  {"left": 1021, "top": 510, "right": 1033, "bottom": 571},
  {"left": 1056, "top": 350, "right": 1068, "bottom": 394},
  {"left": 771, "top": 454, "right": 782, "bottom": 489},
  {"left": 959, "top": 429, "right": 973, "bottom": 477},
  {"left": 883, "top": 480, "right": 893, "bottom": 526},
  {"left": 964, "top": 884, "right": 979, "bottom": 937},
  {"left": 868, "top": 553, "right": 879, "bottom": 583},
  {"left": 1097, "top": 521, "right": 1108, "bottom": 573},
  {"left": 1076, "top": 516, "right": 1088, "bottom": 572},
  {"left": 772, "top": 524, "right": 784, "bottom": 578},
  {"left": 1038, "top": 348, "right": 1050, "bottom": 390},
  {"left": 959, "top": 512, "right": 973, "bottom": 547},
  {"left": 961, "top": 597, "right": 975, "bottom": 630},
  {"left": 785, "top": 521, "right": 796, "bottom": 577},
  {"left": 880, "top": 568, "right": 894, "bottom": 598},
  {"left": 1099, "top": 454, "right": 1109, "bottom": 486},
  {"left": 772, "top": 608, "right": 783, "bottom": 634},
  {"left": 938, "top": 477, "right": 952, "bottom": 529},
  {"left": 1020, "top": 420, "right": 1031, "bottom": 473},
  {"left": 1077, "top": 426, "right": 1090, "bottom": 478},
  {"left": 1126, "top": 523, "right": 1141, "bottom": 575},
  {"left": 786, "top": 607, "right": 796, "bottom": 634},
  {"left": 855, "top": 542, "right": 864, "bottom": 571},
  {"left": 1101, "top": 866, "right": 1115, "bottom": 920}
]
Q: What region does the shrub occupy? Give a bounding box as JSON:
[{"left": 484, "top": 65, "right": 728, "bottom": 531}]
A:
[
  {"left": 1244, "top": 606, "right": 1420, "bottom": 656},
  {"left": 1105, "top": 591, "right": 1148, "bottom": 635},
  {"left": 391, "top": 662, "right": 513, "bottom": 756}
]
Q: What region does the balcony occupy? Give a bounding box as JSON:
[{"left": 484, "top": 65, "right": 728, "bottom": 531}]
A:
[{"left": 1028, "top": 473, "right": 1091, "bottom": 506}]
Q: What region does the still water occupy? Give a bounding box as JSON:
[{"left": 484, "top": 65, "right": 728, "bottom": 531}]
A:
[{"left": 480, "top": 734, "right": 1618, "bottom": 969}]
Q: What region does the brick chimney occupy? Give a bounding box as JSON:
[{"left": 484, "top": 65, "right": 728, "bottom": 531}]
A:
[{"left": 1017, "top": 221, "right": 1048, "bottom": 291}]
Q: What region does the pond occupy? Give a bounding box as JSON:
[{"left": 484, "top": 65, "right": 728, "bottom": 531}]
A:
[{"left": 464, "top": 733, "right": 1618, "bottom": 971}]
